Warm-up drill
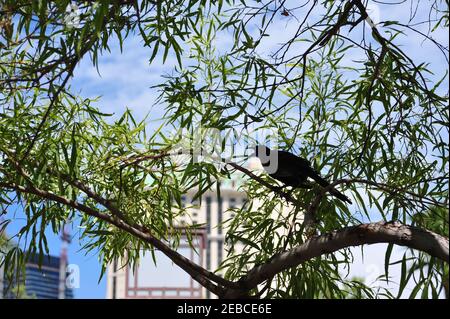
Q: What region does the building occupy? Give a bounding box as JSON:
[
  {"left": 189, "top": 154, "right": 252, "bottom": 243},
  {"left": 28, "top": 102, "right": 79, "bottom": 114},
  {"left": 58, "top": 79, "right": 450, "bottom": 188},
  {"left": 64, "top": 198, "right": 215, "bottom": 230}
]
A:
[
  {"left": 106, "top": 181, "right": 247, "bottom": 299},
  {"left": 106, "top": 157, "right": 296, "bottom": 299},
  {"left": 106, "top": 158, "right": 262, "bottom": 299},
  {"left": 1, "top": 253, "right": 74, "bottom": 299},
  {"left": 1, "top": 220, "right": 73, "bottom": 299}
]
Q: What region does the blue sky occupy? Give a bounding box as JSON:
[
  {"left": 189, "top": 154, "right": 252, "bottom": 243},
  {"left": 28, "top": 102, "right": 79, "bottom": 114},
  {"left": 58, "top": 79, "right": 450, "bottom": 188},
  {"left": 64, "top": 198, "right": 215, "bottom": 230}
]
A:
[
  {"left": 3, "top": 0, "right": 448, "bottom": 298},
  {"left": 3, "top": 27, "right": 179, "bottom": 299}
]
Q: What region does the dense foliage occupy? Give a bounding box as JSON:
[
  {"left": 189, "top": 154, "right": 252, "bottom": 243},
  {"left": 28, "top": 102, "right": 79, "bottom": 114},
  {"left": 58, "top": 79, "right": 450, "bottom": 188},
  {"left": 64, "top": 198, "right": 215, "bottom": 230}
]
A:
[{"left": 0, "top": 0, "right": 448, "bottom": 298}]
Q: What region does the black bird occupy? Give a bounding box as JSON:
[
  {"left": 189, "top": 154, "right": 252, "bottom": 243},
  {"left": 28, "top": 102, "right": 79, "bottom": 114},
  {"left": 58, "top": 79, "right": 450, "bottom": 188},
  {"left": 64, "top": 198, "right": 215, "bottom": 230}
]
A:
[{"left": 254, "top": 145, "right": 351, "bottom": 204}]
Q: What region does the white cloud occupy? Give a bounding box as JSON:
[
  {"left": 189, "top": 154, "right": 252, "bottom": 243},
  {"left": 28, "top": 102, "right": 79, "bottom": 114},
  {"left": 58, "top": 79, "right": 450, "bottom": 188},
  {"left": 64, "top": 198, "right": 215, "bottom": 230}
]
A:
[{"left": 72, "top": 35, "right": 178, "bottom": 121}]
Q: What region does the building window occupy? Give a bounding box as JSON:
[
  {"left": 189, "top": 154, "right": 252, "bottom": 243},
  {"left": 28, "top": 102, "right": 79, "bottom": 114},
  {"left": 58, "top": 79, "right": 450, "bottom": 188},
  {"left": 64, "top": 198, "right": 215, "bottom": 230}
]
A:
[
  {"left": 112, "top": 259, "right": 117, "bottom": 299},
  {"left": 218, "top": 195, "right": 223, "bottom": 234},
  {"left": 206, "top": 196, "right": 211, "bottom": 233},
  {"left": 206, "top": 196, "right": 212, "bottom": 272},
  {"left": 230, "top": 198, "right": 238, "bottom": 218},
  {"left": 217, "top": 240, "right": 223, "bottom": 265},
  {"left": 206, "top": 240, "right": 211, "bottom": 271},
  {"left": 181, "top": 195, "right": 187, "bottom": 208},
  {"left": 192, "top": 211, "right": 198, "bottom": 225}
]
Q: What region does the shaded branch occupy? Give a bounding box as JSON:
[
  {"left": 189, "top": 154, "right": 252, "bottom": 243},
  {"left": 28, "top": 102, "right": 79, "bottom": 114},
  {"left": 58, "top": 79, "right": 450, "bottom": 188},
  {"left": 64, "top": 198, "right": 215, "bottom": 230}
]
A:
[
  {"left": 0, "top": 180, "right": 239, "bottom": 297},
  {"left": 224, "top": 221, "right": 449, "bottom": 298}
]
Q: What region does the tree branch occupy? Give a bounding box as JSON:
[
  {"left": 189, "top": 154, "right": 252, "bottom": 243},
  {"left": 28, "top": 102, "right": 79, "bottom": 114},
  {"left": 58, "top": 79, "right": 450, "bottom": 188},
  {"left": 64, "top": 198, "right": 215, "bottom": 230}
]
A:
[
  {"left": 0, "top": 181, "right": 238, "bottom": 296},
  {"left": 2, "top": 177, "right": 448, "bottom": 298},
  {"left": 224, "top": 221, "right": 449, "bottom": 298}
]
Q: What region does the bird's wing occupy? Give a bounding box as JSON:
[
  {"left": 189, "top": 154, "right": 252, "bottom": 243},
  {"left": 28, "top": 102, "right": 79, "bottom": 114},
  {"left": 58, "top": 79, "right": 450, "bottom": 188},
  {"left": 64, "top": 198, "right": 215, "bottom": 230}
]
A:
[
  {"left": 270, "top": 166, "right": 296, "bottom": 177},
  {"left": 288, "top": 153, "right": 330, "bottom": 186},
  {"left": 273, "top": 150, "right": 352, "bottom": 204},
  {"left": 277, "top": 150, "right": 306, "bottom": 163}
]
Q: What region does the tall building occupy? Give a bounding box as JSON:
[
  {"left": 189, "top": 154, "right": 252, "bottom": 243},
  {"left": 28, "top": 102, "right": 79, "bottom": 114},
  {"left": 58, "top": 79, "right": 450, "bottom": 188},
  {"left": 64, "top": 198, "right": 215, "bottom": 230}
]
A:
[
  {"left": 106, "top": 157, "right": 294, "bottom": 299},
  {"left": 1, "top": 218, "right": 74, "bottom": 299},
  {"left": 1, "top": 253, "right": 74, "bottom": 299}
]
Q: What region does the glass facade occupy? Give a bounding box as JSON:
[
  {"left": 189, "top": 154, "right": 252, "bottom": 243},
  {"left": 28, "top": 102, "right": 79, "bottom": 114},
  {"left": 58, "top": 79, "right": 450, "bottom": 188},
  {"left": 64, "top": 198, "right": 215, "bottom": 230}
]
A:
[{"left": 2, "top": 253, "right": 73, "bottom": 299}]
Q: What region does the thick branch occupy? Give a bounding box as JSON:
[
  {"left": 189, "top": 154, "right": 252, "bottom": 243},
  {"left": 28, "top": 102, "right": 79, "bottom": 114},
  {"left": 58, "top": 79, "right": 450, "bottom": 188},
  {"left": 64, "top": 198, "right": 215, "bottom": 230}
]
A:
[
  {"left": 0, "top": 181, "right": 237, "bottom": 296},
  {"left": 224, "top": 221, "right": 449, "bottom": 298}
]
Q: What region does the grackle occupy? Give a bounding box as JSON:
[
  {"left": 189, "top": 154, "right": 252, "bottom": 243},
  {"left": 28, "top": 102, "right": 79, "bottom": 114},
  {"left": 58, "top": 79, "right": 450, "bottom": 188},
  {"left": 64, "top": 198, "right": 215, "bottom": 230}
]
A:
[{"left": 253, "top": 145, "right": 351, "bottom": 204}]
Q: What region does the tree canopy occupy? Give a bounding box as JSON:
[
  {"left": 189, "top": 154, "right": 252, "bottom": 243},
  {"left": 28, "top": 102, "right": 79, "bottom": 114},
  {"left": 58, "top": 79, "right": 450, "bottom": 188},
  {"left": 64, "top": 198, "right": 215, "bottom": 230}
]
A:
[{"left": 0, "top": 0, "right": 448, "bottom": 298}]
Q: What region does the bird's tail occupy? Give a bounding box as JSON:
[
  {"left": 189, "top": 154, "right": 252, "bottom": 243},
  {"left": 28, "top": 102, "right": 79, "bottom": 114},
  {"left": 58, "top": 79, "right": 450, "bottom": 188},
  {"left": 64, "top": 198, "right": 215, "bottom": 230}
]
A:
[{"left": 309, "top": 170, "right": 352, "bottom": 204}]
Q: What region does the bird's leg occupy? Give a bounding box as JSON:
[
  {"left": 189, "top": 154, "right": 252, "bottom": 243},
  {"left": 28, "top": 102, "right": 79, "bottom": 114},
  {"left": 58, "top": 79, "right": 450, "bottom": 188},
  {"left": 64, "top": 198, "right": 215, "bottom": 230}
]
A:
[
  {"left": 272, "top": 185, "right": 287, "bottom": 193},
  {"left": 278, "top": 186, "right": 299, "bottom": 204}
]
